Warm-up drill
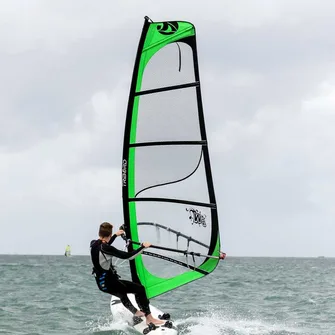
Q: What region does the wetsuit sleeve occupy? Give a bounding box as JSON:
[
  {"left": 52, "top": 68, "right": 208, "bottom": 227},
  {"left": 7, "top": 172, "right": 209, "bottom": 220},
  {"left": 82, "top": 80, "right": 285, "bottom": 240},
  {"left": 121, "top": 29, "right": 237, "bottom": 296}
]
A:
[
  {"left": 90, "top": 239, "right": 98, "bottom": 248},
  {"left": 101, "top": 244, "right": 145, "bottom": 260},
  {"left": 108, "top": 234, "right": 117, "bottom": 245}
]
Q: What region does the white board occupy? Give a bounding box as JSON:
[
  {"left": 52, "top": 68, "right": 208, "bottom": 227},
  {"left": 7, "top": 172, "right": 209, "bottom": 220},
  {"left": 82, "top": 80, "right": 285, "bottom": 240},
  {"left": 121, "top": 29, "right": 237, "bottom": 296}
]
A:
[{"left": 110, "top": 294, "right": 178, "bottom": 334}]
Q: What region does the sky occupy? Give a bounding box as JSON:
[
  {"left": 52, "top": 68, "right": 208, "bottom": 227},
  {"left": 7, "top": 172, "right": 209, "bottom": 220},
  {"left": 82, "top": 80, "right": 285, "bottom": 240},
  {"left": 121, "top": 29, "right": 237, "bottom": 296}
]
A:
[{"left": 1, "top": 0, "right": 335, "bottom": 257}]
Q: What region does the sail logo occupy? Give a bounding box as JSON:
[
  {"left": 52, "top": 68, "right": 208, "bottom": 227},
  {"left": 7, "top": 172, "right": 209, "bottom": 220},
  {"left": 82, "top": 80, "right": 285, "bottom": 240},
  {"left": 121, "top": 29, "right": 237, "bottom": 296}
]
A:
[
  {"left": 186, "top": 208, "right": 207, "bottom": 227},
  {"left": 157, "top": 22, "right": 179, "bottom": 35},
  {"left": 122, "top": 159, "right": 127, "bottom": 187}
]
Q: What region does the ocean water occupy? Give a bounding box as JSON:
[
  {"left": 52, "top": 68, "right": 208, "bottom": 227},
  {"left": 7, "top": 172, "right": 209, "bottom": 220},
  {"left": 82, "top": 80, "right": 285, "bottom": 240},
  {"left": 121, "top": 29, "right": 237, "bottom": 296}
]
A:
[{"left": 1, "top": 255, "right": 334, "bottom": 335}]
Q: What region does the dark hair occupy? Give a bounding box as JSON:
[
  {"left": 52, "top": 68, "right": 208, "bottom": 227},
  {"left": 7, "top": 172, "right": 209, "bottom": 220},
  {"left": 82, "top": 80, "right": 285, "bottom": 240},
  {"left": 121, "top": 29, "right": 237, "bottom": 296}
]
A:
[{"left": 99, "top": 222, "right": 113, "bottom": 237}]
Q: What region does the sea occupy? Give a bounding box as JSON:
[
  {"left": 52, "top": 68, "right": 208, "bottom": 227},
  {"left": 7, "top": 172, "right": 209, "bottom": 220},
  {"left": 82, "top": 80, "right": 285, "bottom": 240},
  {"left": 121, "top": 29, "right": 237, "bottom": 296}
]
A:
[{"left": 1, "top": 255, "right": 334, "bottom": 335}]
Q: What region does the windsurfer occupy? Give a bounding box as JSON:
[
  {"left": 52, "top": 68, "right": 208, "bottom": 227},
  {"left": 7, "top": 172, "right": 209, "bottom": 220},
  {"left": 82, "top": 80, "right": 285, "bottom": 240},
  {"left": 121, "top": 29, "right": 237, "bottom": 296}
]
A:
[{"left": 90, "top": 222, "right": 165, "bottom": 325}]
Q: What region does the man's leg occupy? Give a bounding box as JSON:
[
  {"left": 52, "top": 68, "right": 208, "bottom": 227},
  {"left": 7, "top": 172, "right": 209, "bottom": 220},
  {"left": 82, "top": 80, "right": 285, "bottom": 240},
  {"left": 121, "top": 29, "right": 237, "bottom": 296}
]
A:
[
  {"left": 95, "top": 273, "right": 140, "bottom": 315},
  {"left": 106, "top": 279, "right": 140, "bottom": 315},
  {"left": 116, "top": 280, "right": 165, "bottom": 325},
  {"left": 118, "top": 280, "right": 150, "bottom": 316},
  {"left": 105, "top": 278, "right": 164, "bottom": 325}
]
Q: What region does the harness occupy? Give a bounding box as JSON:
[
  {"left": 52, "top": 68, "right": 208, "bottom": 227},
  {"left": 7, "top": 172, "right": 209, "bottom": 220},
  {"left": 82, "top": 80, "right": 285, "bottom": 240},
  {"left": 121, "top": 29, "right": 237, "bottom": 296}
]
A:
[
  {"left": 91, "top": 247, "right": 120, "bottom": 281},
  {"left": 90, "top": 239, "right": 120, "bottom": 291}
]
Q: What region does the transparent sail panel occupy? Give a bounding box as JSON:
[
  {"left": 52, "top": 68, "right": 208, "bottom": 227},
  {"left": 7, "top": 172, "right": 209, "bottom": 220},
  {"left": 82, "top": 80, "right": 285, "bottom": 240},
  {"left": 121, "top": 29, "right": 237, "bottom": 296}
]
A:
[
  {"left": 134, "top": 145, "right": 209, "bottom": 204},
  {"left": 135, "top": 202, "right": 212, "bottom": 278},
  {"left": 140, "top": 42, "right": 195, "bottom": 91},
  {"left": 135, "top": 87, "right": 200, "bottom": 143}
]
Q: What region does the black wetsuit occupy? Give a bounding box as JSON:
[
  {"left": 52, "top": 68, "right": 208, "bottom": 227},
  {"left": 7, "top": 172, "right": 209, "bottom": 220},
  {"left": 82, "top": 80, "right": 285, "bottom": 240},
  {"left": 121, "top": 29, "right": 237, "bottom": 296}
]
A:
[{"left": 90, "top": 236, "right": 151, "bottom": 315}]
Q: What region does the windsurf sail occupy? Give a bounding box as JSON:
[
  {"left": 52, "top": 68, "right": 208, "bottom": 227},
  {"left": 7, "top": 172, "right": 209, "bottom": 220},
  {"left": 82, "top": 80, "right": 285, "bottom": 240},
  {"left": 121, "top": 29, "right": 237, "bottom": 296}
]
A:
[
  {"left": 122, "top": 16, "right": 220, "bottom": 299},
  {"left": 64, "top": 245, "right": 71, "bottom": 257}
]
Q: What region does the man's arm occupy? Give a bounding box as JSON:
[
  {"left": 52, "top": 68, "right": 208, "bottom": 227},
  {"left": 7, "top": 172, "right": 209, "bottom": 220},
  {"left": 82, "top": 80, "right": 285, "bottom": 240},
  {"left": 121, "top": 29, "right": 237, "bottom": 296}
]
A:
[
  {"left": 102, "top": 244, "right": 145, "bottom": 260},
  {"left": 108, "top": 234, "right": 117, "bottom": 245},
  {"left": 107, "top": 229, "right": 125, "bottom": 245}
]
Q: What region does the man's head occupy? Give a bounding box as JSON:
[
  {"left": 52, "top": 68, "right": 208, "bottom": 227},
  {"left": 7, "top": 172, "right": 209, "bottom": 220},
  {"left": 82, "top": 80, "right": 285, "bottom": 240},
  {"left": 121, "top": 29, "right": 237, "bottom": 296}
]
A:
[{"left": 99, "top": 222, "right": 113, "bottom": 238}]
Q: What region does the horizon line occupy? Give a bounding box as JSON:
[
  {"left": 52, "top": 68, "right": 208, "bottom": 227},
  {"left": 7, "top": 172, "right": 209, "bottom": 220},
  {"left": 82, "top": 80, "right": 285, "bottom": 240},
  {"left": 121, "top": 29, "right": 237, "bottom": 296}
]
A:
[{"left": 0, "top": 253, "right": 334, "bottom": 258}]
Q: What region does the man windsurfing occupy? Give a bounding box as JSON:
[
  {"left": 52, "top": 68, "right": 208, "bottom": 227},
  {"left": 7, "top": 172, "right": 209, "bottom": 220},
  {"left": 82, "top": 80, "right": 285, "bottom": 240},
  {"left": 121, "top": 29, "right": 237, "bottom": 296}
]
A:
[{"left": 90, "top": 222, "right": 165, "bottom": 326}]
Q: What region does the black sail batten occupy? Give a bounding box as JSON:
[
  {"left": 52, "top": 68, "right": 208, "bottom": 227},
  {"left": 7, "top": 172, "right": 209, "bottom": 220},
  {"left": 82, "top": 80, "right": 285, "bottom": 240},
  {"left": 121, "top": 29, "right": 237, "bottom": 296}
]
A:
[
  {"left": 135, "top": 81, "right": 199, "bottom": 96},
  {"left": 122, "top": 18, "right": 150, "bottom": 284},
  {"left": 128, "top": 197, "right": 216, "bottom": 208},
  {"left": 129, "top": 140, "right": 206, "bottom": 148}
]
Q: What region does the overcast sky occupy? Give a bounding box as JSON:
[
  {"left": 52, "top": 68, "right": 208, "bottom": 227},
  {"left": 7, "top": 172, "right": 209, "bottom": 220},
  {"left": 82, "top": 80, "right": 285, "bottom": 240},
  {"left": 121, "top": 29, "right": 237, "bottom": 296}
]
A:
[{"left": 1, "top": 0, "right": 335, "bottom": 257}]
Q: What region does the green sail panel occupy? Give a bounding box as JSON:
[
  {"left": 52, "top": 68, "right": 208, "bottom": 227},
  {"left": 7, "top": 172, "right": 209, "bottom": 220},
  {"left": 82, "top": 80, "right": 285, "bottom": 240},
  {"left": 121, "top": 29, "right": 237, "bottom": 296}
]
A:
[{"left": 122, "top": 17, "right": 220, "bottom": 299}]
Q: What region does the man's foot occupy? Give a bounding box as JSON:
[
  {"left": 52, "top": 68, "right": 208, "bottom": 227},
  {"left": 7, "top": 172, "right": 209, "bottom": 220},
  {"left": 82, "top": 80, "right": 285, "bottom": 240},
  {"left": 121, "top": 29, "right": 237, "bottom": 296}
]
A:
[
  {"left": 135, "top": 310, "right": 145, "bottom": 317},
  {"left": 146, "top": 316, "right": 165, "bottom": 325}
]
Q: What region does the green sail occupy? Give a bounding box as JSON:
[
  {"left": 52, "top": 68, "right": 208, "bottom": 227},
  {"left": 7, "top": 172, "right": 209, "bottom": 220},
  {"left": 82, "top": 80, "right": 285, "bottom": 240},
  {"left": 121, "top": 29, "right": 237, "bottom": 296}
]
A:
[{"left": 122, "top": 17, "right": 220, "bottom": 299}]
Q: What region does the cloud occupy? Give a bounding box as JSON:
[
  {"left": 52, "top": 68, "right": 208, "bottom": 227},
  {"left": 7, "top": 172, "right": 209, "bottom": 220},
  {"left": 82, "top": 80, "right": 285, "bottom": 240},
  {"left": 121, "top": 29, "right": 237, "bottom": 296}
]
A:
[
  {"left": 0, "top": 83, "right": 127, "bottom": 254},
  {"left": 1, "top": 0, "right": 335, "bottom": 256},
  {"left": 209, "top": 78, "right": 335, "bottom": 256}
]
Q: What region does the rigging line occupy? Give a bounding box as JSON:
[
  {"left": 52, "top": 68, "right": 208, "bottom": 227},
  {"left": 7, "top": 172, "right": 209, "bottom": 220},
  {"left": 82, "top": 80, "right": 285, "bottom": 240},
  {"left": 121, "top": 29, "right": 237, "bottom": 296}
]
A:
[
  {"left": 127, "top": 239, "right": 221, "bottom": 259},
  {"left": 135, "top": 150, "right": 203, "bottom": 197},
  {"left": 113, "top": 244, "right": 129, "bottom": 267},
  {"left": 184, "top": 251, "right": 199, "bottom": 270}
]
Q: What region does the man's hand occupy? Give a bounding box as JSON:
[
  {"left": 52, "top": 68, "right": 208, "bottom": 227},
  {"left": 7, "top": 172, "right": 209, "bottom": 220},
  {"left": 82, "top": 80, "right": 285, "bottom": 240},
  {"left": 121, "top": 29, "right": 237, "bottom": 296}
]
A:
[
  {"left": 219, "top": 252, "right": 226, "bottom": 260},
  {"left": 115, "top": 229, "right": 125, "bottom": 237},
  {"left": 141, "top": 242, "right": 151, "bottom": 248}
]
